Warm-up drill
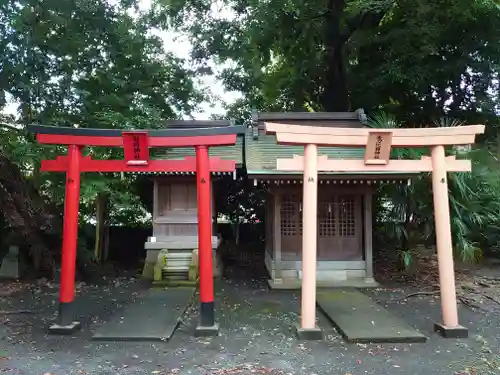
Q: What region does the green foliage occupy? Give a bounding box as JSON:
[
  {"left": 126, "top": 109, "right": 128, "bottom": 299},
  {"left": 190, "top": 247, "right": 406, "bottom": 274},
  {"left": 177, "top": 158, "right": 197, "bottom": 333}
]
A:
[
  {"left": 351, "top": 0, "right": 500, "bottom": 125},
  {"left": 154, "top": 0, "right": 500, "bottom": 124},
  {"left": 0, "top": 0, "right": 203, "bottom": 227},
  {"left": 372, "top": 114, "right": 500, "bottom": 263},
  {"left": 399, "top": 249, "right": 415, "bottom": 271},
  {"left": 214, "top": 176, "right": 266, "bottom": 224},
  {"left": 1, "top": 0, "right": 203, "bottom": 123}
]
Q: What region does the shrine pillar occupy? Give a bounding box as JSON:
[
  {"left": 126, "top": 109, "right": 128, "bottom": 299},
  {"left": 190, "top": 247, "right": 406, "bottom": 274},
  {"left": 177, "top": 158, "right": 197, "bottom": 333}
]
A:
[
  {"left": 195, "top": 145, "right": 218, "bottom": 336},
  {"left": 297, "top": 143, "right": 322, "bottom": 340},
  {"left": 431, "top": 145, "right": 468, "bottom": 338},
  {"left": 50, "top": 144, "right": 82, "bottom": 334}
]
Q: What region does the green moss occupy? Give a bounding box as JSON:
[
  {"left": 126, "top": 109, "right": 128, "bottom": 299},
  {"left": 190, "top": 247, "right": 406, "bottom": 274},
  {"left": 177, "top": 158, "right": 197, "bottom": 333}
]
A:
[
  {"left": 153, "top": 249, "right": 168, "bottom": 281},
  {"left": 188, "top": 249, "right": 199, "bottom": 281},
  {"left": 259, "top": 301, "right": 282, "bottom": 313},
  {"left": 188, "top": 265, "right": 198, "bottom": 281},
  {"left": 141, "top": 262, "right": 155, "bottom": 279}
]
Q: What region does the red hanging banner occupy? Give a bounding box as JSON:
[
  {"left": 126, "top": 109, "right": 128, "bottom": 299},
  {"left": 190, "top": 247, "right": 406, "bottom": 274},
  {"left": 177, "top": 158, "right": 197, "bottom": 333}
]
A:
[{"left": 122, "top": 132, "right": 150, "bottom": 165}]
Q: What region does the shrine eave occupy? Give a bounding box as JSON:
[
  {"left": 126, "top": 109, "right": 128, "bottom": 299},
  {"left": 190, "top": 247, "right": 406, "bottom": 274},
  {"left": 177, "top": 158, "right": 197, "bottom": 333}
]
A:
[
  {"left": 247, "top": 170, "right": 417, "bottom": 185},
  {"left": 133, "top": 171, "right": 235, "bottom": 176},
  {"left": 26, "top": 124, "right": 246, "bottom": 138},
  {"left": 253, "top": 178, "right": 411, "bottom": 186},
  {"left": 247, "top": 170, "right": 418, "bottom": 177}
]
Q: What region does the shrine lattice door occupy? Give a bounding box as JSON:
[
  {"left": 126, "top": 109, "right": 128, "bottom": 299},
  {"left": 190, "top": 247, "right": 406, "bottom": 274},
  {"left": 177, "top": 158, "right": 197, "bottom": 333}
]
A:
[
  {"left": 280, "top": 193, "right": 303, "bottom": 260},
  {"left": 278, "top": 189, "right": 363, "bottom": 261},
  {"left": 318, "top": 193, "right": 363, "bottom": 260}
]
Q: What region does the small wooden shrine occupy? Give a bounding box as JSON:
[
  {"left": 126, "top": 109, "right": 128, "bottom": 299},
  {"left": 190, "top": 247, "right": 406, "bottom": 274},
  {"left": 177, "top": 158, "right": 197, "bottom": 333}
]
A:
[
  {"left": 142, "top": 120, "right": 245, "bottom": 281},
  {"left": 247, "top": 110, "right": 411, "bottom": 288}
]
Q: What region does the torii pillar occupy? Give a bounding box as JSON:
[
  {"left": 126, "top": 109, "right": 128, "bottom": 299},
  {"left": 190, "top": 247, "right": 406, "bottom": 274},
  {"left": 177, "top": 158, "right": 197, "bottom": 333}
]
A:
[
  {"left": 431, "top": 145, "right": 467, "bottom": 338},
  {"left": 52, "top": 144, "right": 83, "bottom": 333},
  {"left": 298, "top": 143, "right": 322, "bottom": 339},
  {"left": 194, "top": 145, "right": 219, "bottom": 336}
]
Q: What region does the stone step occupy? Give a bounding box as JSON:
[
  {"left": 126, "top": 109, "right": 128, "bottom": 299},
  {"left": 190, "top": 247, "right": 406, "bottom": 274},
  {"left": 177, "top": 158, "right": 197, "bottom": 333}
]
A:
[
  {"left": 164, "top": 266, "right": 189, "bottom": 271},
  {"left": 162, "top": 268, "right": 189, "bottom": 280},
  {"left": 166, "top": 253, "right": 193, "bottom": 259},
  {"left": 162, "top": 273, "right": 189, "bottom": 281},
  {"left": 161, "top": 250, "right": 195, "bottom": 280}
]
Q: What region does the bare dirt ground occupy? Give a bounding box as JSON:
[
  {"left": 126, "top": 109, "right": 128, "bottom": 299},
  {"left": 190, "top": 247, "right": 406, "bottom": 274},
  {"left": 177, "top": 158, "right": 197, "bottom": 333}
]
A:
[{"left": 0, "top": 259, "right": 499, "bottom": 375}]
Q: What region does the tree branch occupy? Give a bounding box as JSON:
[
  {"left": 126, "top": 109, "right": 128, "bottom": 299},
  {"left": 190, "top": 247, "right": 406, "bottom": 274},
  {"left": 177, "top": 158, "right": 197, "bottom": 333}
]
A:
[{"left": 342, "top": 10, "right": 387, "bottom": 43}]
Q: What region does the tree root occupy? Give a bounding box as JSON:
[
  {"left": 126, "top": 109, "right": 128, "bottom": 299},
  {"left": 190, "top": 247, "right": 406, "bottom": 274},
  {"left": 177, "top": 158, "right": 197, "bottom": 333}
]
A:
[
  {"left": 401, "top": 290, "right": 482, "bottom": 310},
  {"left": 0, "top": 310, "right": 36, "bottom": 315},
  {"left": 479, "top": 276, "right": 500, "bottom": 282},
  {"left": 472, "top": 291, "right": 500, "bottom": 306},
  {"left": 402, "top": 291, "right": 440, "bottom": 299},
  {"left": 457, "top": 295, "right": 482, "bottom": 310}
]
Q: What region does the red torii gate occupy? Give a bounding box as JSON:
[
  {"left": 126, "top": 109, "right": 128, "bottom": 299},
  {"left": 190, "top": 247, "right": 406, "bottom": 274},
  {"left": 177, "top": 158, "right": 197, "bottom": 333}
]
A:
[{"left": 27, "top": 122, "right": 244, "bottom": 335}]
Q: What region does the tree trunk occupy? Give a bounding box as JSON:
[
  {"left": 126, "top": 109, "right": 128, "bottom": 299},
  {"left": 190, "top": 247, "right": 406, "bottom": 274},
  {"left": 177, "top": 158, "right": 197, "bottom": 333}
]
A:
[
  {"left": 496, "top": 129, "right": 500, "bottom": 160},
  {"left": 93, "top": 192, "right": 108, "bottom": 264},
  {"left": 321, "top": 0, "right": 349, "bottom": 112},
  {"left": 0, "top": 151, "right": 60, "bottom": 278},
  {"left": 103, "top": 224, "right": 110, "bottom": 263}
]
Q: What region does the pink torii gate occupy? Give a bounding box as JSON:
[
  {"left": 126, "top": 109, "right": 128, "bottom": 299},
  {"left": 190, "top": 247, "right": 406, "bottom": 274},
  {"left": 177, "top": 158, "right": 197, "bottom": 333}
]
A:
[{"left": 264, "top": 122, "right": 485, "bottom": 339}]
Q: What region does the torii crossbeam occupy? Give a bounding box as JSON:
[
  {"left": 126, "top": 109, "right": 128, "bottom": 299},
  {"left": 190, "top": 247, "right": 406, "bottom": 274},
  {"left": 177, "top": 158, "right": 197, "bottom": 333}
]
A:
[
  {"left": 28, "top": 123, "right": 245, "bottom": 336},
  {"left": 265, "top": 122, "right": 485, "bottom": 340}
]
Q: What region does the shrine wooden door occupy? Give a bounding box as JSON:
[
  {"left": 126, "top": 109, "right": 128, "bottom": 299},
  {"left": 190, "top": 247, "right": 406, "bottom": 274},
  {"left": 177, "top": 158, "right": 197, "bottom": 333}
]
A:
[{"left": 317, "top": 192, "right": 363, "bottom": 260}]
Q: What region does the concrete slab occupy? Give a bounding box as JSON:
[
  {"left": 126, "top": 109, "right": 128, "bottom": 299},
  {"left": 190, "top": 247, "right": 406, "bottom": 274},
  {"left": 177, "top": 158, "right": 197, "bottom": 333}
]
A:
[
  {"left": 317, "top": 289, "right": 427, "bottom": 344},
  {"left": 0, "top": 246, "right": 20, "bottom": 280},
  {"left": 152, "top": 280, "right": 198, "bottom": 288},
  {"left": 92, "top": 287, "right": 195, "bottom": 341},
  {"left": 268, "top": 278, "right": 380, "bottom": 289},
  {"left": 48, "top": 321, "right": 81, "bottom": 335}
]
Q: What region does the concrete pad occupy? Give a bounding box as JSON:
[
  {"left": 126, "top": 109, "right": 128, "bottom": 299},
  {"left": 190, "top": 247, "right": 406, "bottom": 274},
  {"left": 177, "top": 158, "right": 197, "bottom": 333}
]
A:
[
  {"left": 48, "top": 321, "right": 81, "bottom": 335},
  {"left": 268, "top": 278, "right": 380, "bottom": 290},
  {"left": 152, "top": 280, "right": 198, "bottom": 288},
  {"left": 92, "top": 287, "right": 195, "bottom": 341},
  {"left": 317, "top": 289, "right": 427, "bottom": 344},
  {"left": 0, "top": 246, "right": 20, "bottom": 280}
]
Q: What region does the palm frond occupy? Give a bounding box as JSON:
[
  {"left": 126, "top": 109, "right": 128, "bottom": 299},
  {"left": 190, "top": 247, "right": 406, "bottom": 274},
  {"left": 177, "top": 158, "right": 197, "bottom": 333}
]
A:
[
  {"left": 374, "top": 112, "right": 500, "bottom": 263},
  {"left": 433, "top": 117, "right": 465, "bottom": 128}
]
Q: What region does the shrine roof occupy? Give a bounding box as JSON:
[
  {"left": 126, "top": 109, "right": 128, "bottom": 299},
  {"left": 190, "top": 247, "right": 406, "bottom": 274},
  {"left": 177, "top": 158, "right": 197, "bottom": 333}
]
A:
[
  {"left": 246, "top": 110, "right": 370, "bottom": 175},
  {"left": 149, "top": 119, "right": 242, "bottom": 166},
  {"left": 160, "top": 120, "right": 233, "bottom": 129}
]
